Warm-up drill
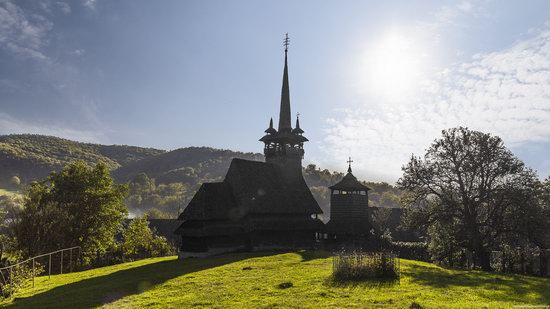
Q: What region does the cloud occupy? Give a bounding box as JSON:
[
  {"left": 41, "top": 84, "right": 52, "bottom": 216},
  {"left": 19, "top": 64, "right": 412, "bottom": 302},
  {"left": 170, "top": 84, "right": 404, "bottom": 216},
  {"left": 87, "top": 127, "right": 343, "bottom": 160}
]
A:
[
  {"left": 83, "top": 0, "right": 97, "bottom": 10},
  {"left": 0, "top": 1, "right": 52, "bottom": 60},
  {"left": 0, "top": 113, "right": 106, "bottom": 144},
  {"left": 56, "top": 1, "right": 71, "bottom": 14},
  {"left": 323, "top": 28, "right": 550, "bottom": 183}
]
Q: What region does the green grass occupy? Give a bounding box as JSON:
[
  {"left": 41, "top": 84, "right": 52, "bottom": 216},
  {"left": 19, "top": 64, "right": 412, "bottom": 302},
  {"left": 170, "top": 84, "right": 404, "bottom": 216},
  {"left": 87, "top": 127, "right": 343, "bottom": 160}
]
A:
[
  {"left": 2, "top": 251, "right": 549, "bottom": 308},
  {"left": 0, "top": 189, "right": 18, "bottom": 197}
]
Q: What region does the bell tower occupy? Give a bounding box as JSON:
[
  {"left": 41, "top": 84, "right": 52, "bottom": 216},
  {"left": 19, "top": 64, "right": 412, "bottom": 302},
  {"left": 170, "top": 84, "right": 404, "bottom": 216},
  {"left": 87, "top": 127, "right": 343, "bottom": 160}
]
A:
[{"left": 259, "top": 34, "right": 308, "bottom": 182}]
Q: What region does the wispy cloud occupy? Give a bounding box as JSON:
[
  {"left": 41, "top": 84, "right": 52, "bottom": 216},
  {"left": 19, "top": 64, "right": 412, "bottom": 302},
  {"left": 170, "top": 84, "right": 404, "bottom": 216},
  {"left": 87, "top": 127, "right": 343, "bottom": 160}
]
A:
[
  {"left": 323, "top": 27, "right": 550, "bottom": 182},
  {"left": 83, "top": 0, "right": 97, "bottom": 10},
  {"left": 0, "top": 113, "right": 106, "bottom": 143},
  {"left": 0, "top": 1, "right": 53, "bottom": 60},
  {"left": 56, "top": 1, "right": 71, "bottom": 14}
]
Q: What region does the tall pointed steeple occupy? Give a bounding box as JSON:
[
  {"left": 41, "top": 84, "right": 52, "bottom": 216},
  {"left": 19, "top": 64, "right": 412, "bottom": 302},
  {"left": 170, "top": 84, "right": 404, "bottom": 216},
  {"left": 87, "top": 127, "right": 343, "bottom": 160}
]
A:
[
  {"left": 278, "top": 33, "right": 292, "bottom": 132},
  {"left": 260, "top": 34, "right": 308, "bottom": 183}
]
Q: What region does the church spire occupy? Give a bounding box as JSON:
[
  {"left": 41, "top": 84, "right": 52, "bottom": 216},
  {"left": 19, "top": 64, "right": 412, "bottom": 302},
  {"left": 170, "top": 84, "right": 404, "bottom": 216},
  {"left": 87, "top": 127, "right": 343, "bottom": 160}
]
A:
[
  {"left": 278, "top": 33, "right": 292, "bottom": 132},
  {"left": 265, "top": 117, "right": 276, "bottom": 134},
  {"left": 292, "top": 112, "right": 304, "bottom": 134},
  {"left": 347, "top": 157, "right": 353, "bottom": 173}
]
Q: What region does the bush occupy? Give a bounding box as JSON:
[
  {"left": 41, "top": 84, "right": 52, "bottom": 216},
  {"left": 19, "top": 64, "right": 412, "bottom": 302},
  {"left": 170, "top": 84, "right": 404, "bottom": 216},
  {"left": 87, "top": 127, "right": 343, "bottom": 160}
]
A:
[
  {"left": 0, "top": 261, "right": 44, "bottom": 298},
  {"left": 390, "top": 241, "right": 429, "bottom": 262},
  {"left": 332, "top": 251, "right": 400, "bottom": 281},
  {"left": 121, "top": 217, "right": 175, "bottom": 261}
]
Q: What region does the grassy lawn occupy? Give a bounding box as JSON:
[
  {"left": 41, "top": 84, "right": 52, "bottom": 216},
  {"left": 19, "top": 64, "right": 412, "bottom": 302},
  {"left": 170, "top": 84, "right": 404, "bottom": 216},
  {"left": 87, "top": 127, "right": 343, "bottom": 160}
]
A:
[{"left": 2, "top": 251, "right": 549, "bottom": 308}]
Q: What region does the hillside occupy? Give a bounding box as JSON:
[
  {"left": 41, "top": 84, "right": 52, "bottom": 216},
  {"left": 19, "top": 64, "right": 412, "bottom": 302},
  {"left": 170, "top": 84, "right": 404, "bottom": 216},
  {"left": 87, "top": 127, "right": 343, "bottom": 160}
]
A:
[
  {"left": 112, "top": 147, "right": 264, "bottom": 184},
  {"left": 0, "top": 134, "right": 402, "bottom": 217},
  {"left": 0, "top": 135, "right": 164, "bottom": 186},
  {"left": 3, "top": 252, "right": 549, "bottom": 308}
]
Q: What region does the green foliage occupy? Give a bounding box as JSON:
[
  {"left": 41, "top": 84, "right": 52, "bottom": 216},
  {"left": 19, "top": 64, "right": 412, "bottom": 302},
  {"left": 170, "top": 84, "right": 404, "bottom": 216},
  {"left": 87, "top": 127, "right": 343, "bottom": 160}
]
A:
[
  {"left": 13, "top": 161, "right": 128, "bottom": 263},
  {"left": 1, "top": 261, "right": 44, "bottom": 299},
  {"left": 0, "top": 134, "right": 164, "bottom": 187},
  {"left": 0, "top": 195, "right": 23, "bottom": 264},
  {"left": 122, "top": 217, "right": 173, "bottom": 261},
  {"left": 399, "top": 127, "right": 547, "bottom": 271},
  {"left": 126, "top": 174, "right": 190, "bottom": 218},
  {"left": 2, "top": 252, "right": 550, "bottom": 308}
]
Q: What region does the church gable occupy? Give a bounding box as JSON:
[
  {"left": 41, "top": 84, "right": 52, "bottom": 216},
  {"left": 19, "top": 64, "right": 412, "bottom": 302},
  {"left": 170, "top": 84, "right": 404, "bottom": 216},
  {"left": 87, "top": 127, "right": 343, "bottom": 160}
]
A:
[
  {"left": 179, "top": 182, "right": 241, "bottom": 221},
  {"left": 224, "top": 158, "right": 322, "bottom": 215}
]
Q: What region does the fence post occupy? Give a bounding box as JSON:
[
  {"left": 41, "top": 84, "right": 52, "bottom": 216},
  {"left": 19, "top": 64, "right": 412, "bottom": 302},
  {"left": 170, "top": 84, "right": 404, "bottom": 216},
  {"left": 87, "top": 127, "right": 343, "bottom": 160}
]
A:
[
  {"left": 70, "top": 248, "right": 73, "bottom": 273},
  {"left": 48, "top": 253, "right": 51, "bottom": 279},
  {"left": 60, "top": 251, "right": 63, "bottom": 275},
  {"left": 32, "top": 258, "right": 35, "bottom": 288},
  {"left": 9, "top": 267, "right": 12, "bottom": 297}
]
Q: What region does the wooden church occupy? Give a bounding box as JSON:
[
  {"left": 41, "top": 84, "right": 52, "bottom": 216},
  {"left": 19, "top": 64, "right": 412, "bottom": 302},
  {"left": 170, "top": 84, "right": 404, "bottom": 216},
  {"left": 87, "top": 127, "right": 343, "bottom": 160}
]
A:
[{"left": 175, "top": 35, "right": 324, "bottom": 257}]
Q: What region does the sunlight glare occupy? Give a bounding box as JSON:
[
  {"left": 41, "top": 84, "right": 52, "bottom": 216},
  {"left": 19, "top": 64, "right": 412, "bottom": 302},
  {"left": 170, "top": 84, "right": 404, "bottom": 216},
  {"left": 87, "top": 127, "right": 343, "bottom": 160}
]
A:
[{"left": 361, "top": 33, "right": 427, "bottom": 101}]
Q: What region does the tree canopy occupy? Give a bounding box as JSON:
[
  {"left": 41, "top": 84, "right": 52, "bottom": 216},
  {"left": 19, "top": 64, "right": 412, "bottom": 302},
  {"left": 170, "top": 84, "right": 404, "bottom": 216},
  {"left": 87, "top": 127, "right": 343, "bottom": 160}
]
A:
[
  {"left": 398, "top": 127, "right": 547, "bottom": 271},
  {"left": 13, "top": 161, "right": 128, "bottom": 261}
]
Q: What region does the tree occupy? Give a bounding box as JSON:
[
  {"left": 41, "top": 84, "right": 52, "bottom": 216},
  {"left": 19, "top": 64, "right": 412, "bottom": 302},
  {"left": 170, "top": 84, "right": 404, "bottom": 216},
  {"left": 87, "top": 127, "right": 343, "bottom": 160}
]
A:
[
  {"left": 122, "top": 216, "right": 173, "bottom": 260},
  {"left": 9, "top": 176, "right": 21, "bottom": 189},
  {"left": 13, "top": 161, "right": 128, "bottom": 262},
  {"left": 0, "top": 195, "right": 23, "bottom": 263},
  {"left": 398, "top": 127, "right": 543, "bottom": 271}
]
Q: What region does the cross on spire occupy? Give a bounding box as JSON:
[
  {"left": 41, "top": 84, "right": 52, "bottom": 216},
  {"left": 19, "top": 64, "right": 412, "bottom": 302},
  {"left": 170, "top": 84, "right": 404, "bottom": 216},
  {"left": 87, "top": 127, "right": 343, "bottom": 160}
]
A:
[
  {"left": 284, "top": 33, "right": 290, "bottom": 52},
  {"left": 347, "top": 157, "right": 353, "bottom": 173}
]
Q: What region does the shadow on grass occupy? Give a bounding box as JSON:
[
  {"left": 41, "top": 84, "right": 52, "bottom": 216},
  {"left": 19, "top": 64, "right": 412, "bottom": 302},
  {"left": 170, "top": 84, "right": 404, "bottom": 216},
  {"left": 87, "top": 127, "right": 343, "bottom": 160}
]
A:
[
  {"left": 405, "top": 262, "right": 550, "bottom": 304},
  {"left": 324, "top": 276, "right": 400, "bottom": 289},
  {"left": 297, "top": 250, "right": 332, "bottom": 262},
  {"left": 6, "top": 252, "right": 277, "bottom": 309}
]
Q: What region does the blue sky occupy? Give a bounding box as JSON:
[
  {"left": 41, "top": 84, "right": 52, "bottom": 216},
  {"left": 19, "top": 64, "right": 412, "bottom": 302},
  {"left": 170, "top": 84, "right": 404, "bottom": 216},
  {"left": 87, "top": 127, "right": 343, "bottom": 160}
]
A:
[{"left": 1, "top": 0, "right": 550, "bottom": 183}]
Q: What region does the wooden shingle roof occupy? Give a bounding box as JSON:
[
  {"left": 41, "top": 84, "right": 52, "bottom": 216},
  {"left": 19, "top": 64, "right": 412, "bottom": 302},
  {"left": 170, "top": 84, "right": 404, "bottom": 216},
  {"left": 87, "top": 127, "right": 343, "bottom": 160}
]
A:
[
  {"left": 224, "top": 159, "right": 322, "bottom": 215},
  {"left": 179, "top": 182, "right": 243, "bottom": 221},
  {"left": 329, "top": 172, "right": 371, "bottom": 191}
]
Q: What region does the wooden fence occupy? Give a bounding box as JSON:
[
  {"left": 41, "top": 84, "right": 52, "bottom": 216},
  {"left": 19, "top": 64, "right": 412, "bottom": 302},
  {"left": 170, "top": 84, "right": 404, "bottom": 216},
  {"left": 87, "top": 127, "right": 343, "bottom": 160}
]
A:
[{"left": 0, "top": 246, "right": 81, "bottom": 298}]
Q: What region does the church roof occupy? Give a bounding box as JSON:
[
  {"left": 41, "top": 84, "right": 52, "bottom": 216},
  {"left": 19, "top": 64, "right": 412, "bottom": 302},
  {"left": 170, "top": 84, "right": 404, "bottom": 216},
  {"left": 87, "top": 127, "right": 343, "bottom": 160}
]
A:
[
  {"left": 329, "top": 170, "right": 371, "bottom": 191},
  {"left": 259, "top": 131, "right": 308, "bottom": 143},
  {"left": 179, "top": 182, "right": 243, "bottom": 221},
  {"left": 224, "top": 158, "right": 322, "bottom": 215},
  {"left": 180, "top": 158, "right": 323, "bottom": 222}
]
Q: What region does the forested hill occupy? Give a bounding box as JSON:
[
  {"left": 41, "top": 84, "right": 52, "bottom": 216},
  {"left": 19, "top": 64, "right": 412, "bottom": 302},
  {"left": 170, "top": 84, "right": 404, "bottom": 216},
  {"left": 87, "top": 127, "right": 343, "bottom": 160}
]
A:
[
  {"left": 0, "top": 134, "right": 164, "bottom": 186},
  {"left": 0, "top": 134, "right": 402, "bottom": 218},
  {"left": 112, "top": 147, "right": 264, "bottom": 184}
]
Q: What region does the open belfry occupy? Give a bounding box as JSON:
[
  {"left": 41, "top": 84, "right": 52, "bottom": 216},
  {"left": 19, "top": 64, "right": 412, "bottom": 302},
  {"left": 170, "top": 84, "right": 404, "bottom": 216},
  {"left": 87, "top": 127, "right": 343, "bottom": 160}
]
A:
[
  {"left": 175, "top": 34, "right": 324, "bottom": 257},
  {"left": 325, "top": 158, "right": 372, "bottom": 242}
]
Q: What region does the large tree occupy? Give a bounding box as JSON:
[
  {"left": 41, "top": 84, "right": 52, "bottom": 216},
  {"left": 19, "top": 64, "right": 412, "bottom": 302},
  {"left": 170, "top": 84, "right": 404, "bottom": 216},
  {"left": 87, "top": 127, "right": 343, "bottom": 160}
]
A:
[
  {"left": 13, "top": 161, "right": 128, "bottom": 261},
  {"left": 398, "top": 127, "right": 544, "bottom": 271}
]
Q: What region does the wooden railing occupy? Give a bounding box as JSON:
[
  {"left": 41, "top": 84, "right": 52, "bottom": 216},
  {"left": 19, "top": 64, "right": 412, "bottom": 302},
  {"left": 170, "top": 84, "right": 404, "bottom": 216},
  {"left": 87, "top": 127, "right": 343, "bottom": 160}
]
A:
[{"left": 0, "top": 246, "right": 81, "bottom": 298}]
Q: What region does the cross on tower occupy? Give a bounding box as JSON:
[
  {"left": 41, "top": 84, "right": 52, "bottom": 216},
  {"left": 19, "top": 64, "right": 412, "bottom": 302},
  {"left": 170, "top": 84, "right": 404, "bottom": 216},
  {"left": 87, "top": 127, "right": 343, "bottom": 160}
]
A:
[
  {"left": 347, "top": 157, "right": 353, "bottom": 173},
  {"left": 284, "top": 33, "right": 290, "bottom": 52}
]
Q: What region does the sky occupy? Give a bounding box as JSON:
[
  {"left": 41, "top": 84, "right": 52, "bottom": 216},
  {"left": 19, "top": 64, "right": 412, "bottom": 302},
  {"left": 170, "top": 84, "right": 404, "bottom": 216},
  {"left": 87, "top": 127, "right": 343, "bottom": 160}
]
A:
[{"left": 1, "top": 0, "right": 550, "bottom": 183}]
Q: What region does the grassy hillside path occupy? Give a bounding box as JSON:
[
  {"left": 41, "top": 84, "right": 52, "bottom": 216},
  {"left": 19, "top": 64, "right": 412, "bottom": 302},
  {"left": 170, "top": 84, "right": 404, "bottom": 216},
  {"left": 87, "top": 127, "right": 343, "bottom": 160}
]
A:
[{"left": 2, "top": 252, "right": 549, "bottom": 308}]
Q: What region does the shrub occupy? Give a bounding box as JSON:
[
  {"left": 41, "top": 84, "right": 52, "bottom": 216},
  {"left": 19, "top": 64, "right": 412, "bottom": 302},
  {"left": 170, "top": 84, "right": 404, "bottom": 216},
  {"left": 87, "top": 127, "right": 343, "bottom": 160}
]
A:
[
  {"left": 332, "top": 251, "right": 400, "bottom": 281},
  {"left": 390, "top": 241, "right": 429, "bottom": 262}
]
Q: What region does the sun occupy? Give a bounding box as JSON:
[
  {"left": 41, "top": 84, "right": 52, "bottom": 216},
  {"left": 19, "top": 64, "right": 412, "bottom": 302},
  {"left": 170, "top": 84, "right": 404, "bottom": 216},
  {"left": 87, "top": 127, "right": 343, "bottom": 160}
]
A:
[{"left": 360, "top": 33, "right": 426, "bottom": 101}]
